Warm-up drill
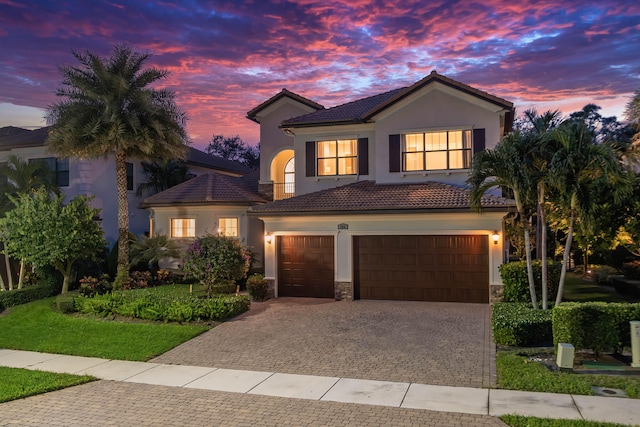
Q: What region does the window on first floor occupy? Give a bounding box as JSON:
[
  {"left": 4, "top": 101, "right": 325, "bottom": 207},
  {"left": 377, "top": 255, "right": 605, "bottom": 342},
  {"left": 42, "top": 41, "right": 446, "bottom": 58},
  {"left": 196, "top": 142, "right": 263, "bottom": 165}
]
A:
[
  {"left": 317, "top": 139, "right": 358, "bottom": 176},
  {"left": 403, "top": 130, "right": 472, "bottom": 171},
  {"left": 170, "top": 218, "right": 195, "bottom": 238},
  {"left": 29, "top": 157, "right": 70, "bottom": 187},
  {"left": 218, "top": 217, "right": 239, "bottom": 237}
]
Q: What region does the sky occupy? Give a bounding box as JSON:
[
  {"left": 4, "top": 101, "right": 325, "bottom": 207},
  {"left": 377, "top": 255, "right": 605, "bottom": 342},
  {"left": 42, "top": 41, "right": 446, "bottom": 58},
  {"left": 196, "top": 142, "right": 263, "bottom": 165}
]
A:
[{"left": 0, "top": 0, "right": 639, "bottom": 150}]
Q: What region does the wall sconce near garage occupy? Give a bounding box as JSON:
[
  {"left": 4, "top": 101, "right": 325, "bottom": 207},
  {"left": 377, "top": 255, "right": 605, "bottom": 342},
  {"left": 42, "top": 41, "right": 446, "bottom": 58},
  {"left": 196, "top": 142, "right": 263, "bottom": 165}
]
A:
[
  {"left": 265, "top": 233, "right": 273, "bottom": 244},
  {"left": 491, "top": 231, "right": 500, "bottom": 245}
]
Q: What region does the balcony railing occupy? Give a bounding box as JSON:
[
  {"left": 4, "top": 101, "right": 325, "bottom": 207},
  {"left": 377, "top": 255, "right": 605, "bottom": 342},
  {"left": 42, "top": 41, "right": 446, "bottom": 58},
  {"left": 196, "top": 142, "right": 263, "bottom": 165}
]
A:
[{"left": 273, "top": 182, "right": 295, "bottom": 200}]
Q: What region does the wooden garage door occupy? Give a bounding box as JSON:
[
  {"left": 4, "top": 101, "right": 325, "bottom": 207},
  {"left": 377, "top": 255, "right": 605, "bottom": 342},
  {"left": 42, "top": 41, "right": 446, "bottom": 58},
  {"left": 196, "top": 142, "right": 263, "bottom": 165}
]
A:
[
  {"left": 278, "top": 236, "right": 334, "bottom": 298},
  {"left": 354, "top": 235, "right": 489, "bottom": 303}
]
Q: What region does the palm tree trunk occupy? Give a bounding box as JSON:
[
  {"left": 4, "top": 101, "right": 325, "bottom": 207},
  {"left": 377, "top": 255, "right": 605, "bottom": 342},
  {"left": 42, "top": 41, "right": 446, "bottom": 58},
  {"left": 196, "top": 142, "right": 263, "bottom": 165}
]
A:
[
  {"left": 538, "top": 183, "right": 548, "bottom": 309},
  {"left": 556, "top": 211, "right": 576, "bottom": 306},
  {"left": 115, "top": 150, "right": 130, "bottom": 285},
  {"left": 524, "top": 224, "right": 538, "bottom": 309}
]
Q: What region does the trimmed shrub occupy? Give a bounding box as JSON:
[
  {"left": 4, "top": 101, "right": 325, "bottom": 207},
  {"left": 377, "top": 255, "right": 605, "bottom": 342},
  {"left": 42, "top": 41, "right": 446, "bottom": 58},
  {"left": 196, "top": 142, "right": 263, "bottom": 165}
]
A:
[
  {"left": 622, "top": 261, "right": 640, "bottom": 280},
  {"left": 591, "top": 265, "right": 621, "bottom": 285},
  {"left": 55, "top": 295, "right": 77, "bottom": 313},
  {"left": 492, "top": 302, "right": 553, "bottom": 346},
  {"left": 0, "top": 277, "right": 59, "bottom": 308},
  {"left": 499, "top": 260, "right": 561, "bottom": 303},
  {"left": 246, "top": 274, "right": 269, "bottom": 301},
  {"left": 78, "top": 274, "right": 112, "bottom": 297},
  {"left": 209, "top": 281, "right": 237, "bottom": 295},
  {"left": 552, "top": 302, "right": 640, "bottom": 355},
  {"left": 75, "top": 291, "right": 250, "bottom": 322}
]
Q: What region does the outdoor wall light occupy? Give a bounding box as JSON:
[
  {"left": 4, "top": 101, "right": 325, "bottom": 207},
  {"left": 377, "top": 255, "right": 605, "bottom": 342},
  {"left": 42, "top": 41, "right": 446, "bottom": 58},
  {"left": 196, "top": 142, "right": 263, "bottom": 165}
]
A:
[
  {"left": 265, "top": 233, "right": 273, "bottom": 244},
  {"left": 491, "top": 231, "right": 500, "bottom": 245}
]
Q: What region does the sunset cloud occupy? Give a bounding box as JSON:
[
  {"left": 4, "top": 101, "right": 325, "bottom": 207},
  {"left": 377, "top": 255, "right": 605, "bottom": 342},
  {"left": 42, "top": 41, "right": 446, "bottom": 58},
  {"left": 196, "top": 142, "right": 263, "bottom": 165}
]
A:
[{"left": 0, "top": 0, "right": 638, "bottom": 149}]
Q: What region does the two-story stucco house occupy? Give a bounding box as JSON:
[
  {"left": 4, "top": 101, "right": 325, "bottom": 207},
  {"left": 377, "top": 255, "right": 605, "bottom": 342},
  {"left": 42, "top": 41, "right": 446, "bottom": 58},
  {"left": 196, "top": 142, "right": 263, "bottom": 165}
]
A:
[
  {"left": 0, "top": 126, "right": 252, "bottom": 244},
  {"left": 247, "top": 71, "right": 515, "bottom": 303}
]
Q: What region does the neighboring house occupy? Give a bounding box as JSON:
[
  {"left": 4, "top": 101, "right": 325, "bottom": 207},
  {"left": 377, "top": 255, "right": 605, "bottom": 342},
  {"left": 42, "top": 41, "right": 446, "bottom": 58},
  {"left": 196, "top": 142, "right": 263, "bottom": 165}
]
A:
[
  {"left": 139, "top": 171, "right": 267, "bottom": 268},
  {"left": 0, "top": 126, "right": 250, "bottom": 244},
  {"left": 247, "top": 71, "right": 515, "bottom": 303}
]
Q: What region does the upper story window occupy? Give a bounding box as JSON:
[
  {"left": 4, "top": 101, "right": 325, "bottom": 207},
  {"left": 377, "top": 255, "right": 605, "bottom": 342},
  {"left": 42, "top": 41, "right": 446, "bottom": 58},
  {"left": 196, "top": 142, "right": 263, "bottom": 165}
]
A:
[
  {"left": 284, "top": 158, "right": 295, "bottom": 194},
  {"left": 317, "top": 139, "right": 358, "bottom": 176},
  {"left": 29, "top": 157, "right": 69, "bottom": 187},
  {"left": 170, "top": 218, "right": 195, "bottom": 238},
  {"left": 218, "top": 217, "right": 239, "bottom": 237},
  {"left": 402, "top": 130, "right": 472, "bottom": 171},
  {"left": 126, "top": 162, "right": 134, "bottom": 191}
]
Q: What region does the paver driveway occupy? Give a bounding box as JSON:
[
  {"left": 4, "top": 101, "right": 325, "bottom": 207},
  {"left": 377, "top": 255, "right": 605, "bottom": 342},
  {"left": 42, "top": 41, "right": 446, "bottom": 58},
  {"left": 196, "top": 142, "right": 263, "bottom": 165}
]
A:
[{"left": 153, "top": 298, "right": 495, "bottom": 388}]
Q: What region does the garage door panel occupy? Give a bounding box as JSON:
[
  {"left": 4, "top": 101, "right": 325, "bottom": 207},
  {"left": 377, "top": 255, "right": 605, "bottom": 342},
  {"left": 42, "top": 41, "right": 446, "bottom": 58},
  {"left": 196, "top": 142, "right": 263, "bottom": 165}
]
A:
[
  {"left": 278, "top": 236, "right": 335, "bottom": 298},
  {"left": 354, "top": 235, "right": 489, "bottom": 303}
]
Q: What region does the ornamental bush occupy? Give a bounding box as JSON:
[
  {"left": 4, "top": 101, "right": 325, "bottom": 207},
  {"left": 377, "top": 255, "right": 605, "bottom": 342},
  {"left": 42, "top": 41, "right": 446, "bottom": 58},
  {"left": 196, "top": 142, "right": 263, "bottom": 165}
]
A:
[
  {"left": 499, "top": 260, "right": 561, "bottom": 303},
  {"left": 246, "top": 273, "right": 269, "bottom": 301},
  {"left": 622, "top": 261, "right": 640, "bottom": 280},
  {"left": 492, "top": 302, "right": 553, "bottom": 346},
  {"left": 181, "top": 235, "right": 250, "bottom": 297}
]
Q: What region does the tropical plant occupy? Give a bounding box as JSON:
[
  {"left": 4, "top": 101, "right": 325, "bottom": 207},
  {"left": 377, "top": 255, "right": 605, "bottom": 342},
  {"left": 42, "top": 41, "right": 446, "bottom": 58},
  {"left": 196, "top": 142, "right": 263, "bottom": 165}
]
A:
[
  {"left": 0, "top": 155, "right": 60, "bottom": 290},
  {"left": 468, "top": 131, "right": 539, "bottom": 308},
  {"left": 136, "top": 159, "right": 195, "bottom": 197},
  {"left": 547, "top": 119, "right": 633, "bottom": 305},
  {"left": 0, "top": 191, "right": 106, "bottom": 294},
  {"left": 130, "top": 234, "right": 181, "bottom": 274},
  {"left": 181, "top": 235, "right": 250, "bottom": 298},
  {"left": 46, "top": 44, "right": 188, "bottom": 286}
]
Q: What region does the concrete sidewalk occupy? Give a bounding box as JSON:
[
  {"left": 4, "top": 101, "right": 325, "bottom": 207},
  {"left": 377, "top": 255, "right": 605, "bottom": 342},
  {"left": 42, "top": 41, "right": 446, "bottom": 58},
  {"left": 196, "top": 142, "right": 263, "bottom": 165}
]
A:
[{"left": 1, "top": 349, "right": 639, "bottom": 426}]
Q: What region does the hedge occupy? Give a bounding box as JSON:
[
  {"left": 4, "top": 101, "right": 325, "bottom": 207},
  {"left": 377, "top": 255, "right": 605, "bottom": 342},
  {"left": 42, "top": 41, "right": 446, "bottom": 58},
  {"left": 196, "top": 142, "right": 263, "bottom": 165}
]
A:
[
  {"left": 492, "top": 302, "right": 553, "bottom": 346},
  {"left": 622, "top": 261, "right": 640, "bottom": 280},
  {"left": 0, "top": 277, "right": 60, "bottom": 308},
  {"left": 75, "top": 291, "right": 250, "bottom": 322},
  {"left": 552, "top": 302, "right": 640, "bottom": 355},
  {"left": 499, "top": 260, "right": 561, "bottom": 303}
]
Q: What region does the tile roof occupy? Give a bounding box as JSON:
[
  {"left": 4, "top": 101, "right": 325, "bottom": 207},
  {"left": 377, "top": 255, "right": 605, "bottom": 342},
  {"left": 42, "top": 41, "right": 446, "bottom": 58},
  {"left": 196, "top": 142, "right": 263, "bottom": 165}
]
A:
[
  {"left": 246, "top": 88, "right": 324, "bottom": 123},
  {"left": 140, "top": 172, "right": 267, "bottom": 207},
  {"left": 0, "top": 126, "right": 50, "bottom": 151},
  {"left": 185, "top": 146, "right": 252, "bottom": 175},
  {"left": 280, "top": 71, "right": 514, "bottom": 128},
  {"left": 248, "top": 180, "right": 513, "bottom": 215}
]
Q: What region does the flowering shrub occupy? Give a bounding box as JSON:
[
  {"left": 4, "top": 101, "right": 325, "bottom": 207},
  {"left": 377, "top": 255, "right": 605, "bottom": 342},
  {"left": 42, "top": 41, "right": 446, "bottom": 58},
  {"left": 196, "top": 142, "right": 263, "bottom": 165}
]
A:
[
  {"left": 181, "top": 235, "right": 250, "bottom": 297},
  {"left": 246, "top": 273, "right": 269, "bottom": 301},
  {"left": 78, "top": 274, "right": 112, "bottom": 297}
]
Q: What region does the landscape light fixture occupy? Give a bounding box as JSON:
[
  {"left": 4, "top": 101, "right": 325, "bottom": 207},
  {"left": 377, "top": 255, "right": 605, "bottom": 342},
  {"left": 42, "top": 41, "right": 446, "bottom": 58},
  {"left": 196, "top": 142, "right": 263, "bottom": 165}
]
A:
[{"left": 491, "top": 231, "right": 500, "bottom": 245}]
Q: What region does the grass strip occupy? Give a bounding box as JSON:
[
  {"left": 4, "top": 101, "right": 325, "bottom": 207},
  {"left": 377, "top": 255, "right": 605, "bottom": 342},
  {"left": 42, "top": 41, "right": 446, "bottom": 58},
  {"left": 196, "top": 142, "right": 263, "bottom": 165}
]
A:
[
  {"left": 0, "top": 297, "right": 209, "bottom": 361},
  {"left": 0, "top": 366, "right": 94, "bottom": 403},
  {"left": 497, "top": 351, "right": 640, "bottom": 398},
  {"left": 501, "top": 414, "right": 629, "bottom": 427}
]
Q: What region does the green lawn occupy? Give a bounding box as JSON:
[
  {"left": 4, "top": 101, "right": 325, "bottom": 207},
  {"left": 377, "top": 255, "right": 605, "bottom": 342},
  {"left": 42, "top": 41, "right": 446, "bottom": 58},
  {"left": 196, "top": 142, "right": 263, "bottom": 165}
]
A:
[
  {"left": 0, "top": 366, "right": 94, "bottom": 403},
  {"left": 501, "top": 414, "right": 629, "bottom": 427},
  {"left": 497, "top": 350, "right": 640, "bottom": 398},
  {"left": 0, "top": 296, "right": 209, "bottom": 361},
  {"left": 563, "top": 273, "right": 630, "bottom": 303}
]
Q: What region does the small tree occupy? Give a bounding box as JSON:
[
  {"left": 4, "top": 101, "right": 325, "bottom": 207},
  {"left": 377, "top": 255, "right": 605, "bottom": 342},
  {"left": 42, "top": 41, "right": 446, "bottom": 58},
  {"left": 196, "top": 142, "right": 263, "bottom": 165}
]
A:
[
  {"left": 206, "top": 134, "right": 259, "bottom": 170},
  {"left": 0, "top": 191, "right": 106, "bottom": 294},
  {"left": 181, "top": 235, "right": 250, "bottom": 298},
  {"left": 130, "top": 234, "right": 181, "bottom": 275}
]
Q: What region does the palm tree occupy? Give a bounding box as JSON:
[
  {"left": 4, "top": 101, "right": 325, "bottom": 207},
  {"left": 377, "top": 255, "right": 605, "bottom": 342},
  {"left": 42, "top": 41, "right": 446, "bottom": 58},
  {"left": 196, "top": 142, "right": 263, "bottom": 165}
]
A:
[
  {"left": 523, "top": 109, "right": 562, "bottom": 309},
  {"left": 0, "top": 155, "right": 59, "bottom": 289},
  {"left": 46, "top": 45, "right": 188, "bottom": 284},
  {"left": 136, "top": 159, "right": 195, "bottom": 197},
  {"left": 467, "top": 131, "right": 539, "bottom": 308},
  {"left": 130, "top": 234, "right": 181, "bottom": 275},
  {"left": 549, "top": 119, "right": 633, "bottom": 305}
]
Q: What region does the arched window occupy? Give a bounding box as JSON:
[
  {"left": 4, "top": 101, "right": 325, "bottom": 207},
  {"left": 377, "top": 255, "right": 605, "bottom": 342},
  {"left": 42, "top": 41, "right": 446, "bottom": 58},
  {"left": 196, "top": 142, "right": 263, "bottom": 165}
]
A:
[{"left": 284, "top": 158, "right": 294, "bottom": 194}]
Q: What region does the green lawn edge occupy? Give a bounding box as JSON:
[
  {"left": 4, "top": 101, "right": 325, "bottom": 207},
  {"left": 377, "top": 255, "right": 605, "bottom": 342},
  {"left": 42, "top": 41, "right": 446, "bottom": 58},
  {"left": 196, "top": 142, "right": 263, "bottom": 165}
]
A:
[
  {"left": 501, "top": 414, "right": 630, "bottom": 427},
  {"left": 0, "top": 366, "right": 95, "bottom": 403}
]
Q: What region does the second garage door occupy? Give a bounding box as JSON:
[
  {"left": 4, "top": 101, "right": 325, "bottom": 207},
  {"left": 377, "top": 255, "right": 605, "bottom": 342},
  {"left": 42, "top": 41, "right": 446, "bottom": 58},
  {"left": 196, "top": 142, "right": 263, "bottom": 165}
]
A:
[
  {"left": 277, "top": 236, "right": 335, "bottom": 298},
  {"left": 354, "top": 235, "right": 489, "bottom": 303}
]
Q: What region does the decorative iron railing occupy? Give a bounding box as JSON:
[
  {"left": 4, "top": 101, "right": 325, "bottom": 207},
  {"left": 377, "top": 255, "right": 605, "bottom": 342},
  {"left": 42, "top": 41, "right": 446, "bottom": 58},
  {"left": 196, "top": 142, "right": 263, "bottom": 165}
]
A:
[{"left": 273, "top": 182, "right": 295, "bottom": 200}]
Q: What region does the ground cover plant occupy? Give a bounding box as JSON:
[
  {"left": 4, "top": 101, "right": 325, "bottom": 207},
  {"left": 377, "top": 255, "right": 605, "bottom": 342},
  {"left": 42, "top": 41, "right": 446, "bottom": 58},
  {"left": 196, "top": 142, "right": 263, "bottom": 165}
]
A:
[
  {"left": 0, "top": 297, "right": 208, "bottom": 361},
  {"left": 0, "top": 366, "right": 94, "bottom": 403},
  {"left": 497, "top": 350, "right": 640, "bottom": 398},
  {"left": 501, "top": 414, "right": 629, "bottom": 427}
]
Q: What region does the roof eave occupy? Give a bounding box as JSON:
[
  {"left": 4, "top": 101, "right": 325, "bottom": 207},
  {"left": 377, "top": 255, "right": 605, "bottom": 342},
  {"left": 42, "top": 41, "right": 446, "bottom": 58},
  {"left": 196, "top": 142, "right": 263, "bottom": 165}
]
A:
[
  {"left": 279, "top": 119, "right": 366, "bottom": 129},
  {"left": 248, "top": 206, "right": 512, "bottom": 217}
]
